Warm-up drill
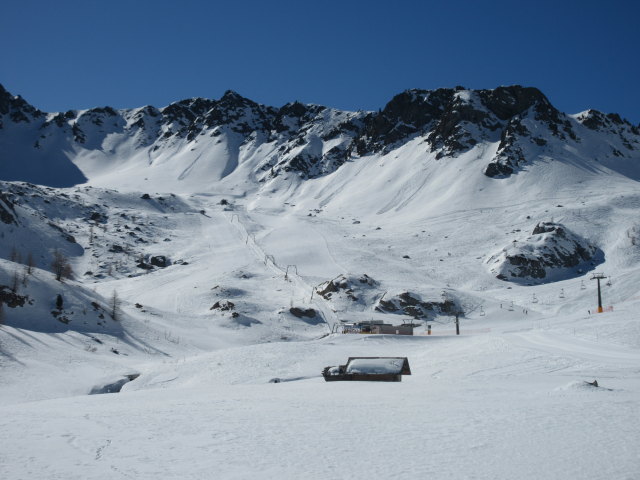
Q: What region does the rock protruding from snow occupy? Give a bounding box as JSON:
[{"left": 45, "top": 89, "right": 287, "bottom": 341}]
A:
[
  {"left": 315, "top": 274, "right": 379, "bottom": 308},
  {"left": 375, "top": 291, "right": 457, "bottom": 320},
  {"left": 574, "top": 109, "right": 640, "bottom": 157},
  {"left": 0, "top": 191, "right": 18, "bottom": 225},
  {"left": 288, "top": 307, "right": 323, "bottom": 325},
  {"left": 0, "top": 83, "right": 44, "bottom": 125},
  {"left": 483, "top": 88, "right": 580, "bottom": 177},
  {"left": 1, "top": 83, "right": 639, "bottom": 187},
  {"left": 313, "top": 273, "right": 389, "bottom": 318},
  {"left": 488, "top": 222, "right": 602, "bottom": 283},
  {"left": 149, "top": 255, "right": 170, "bottom": 268},
  {"left": 0, "top": 285, "right": 29, "bottom": 308}
]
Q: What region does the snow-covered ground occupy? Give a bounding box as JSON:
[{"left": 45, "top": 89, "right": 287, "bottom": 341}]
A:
[
  {"left": 2, "top": 115, "right": 640, "bottom": 478},
  {"left": 2, "top": 314, "right": 639, "bottom": 479}
]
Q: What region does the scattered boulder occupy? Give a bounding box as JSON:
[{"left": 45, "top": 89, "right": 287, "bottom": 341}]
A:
[
  {"left": 289, "top": 307, "right": 317, "bottom": 318},
  {"left": 289, "top": 307, "right": 324, "bottom": 325},
  {"left": 88, "top": 211, "right": 107, "bottom": 223},
  {"left": 149, "top": 255, "right": 170, "bottom": 268}
]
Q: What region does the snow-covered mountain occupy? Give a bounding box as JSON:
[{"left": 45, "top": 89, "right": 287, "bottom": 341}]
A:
[
  {"left": 1, "top": 84, "right": 640, "bottom": 480},
  {"left": 2, "top": 83, "right": 639, "bottom": 190}
]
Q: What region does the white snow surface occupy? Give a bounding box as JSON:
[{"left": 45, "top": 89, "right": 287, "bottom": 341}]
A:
[{"left": 1, "top": 111, "right": 640, "bottom": 479}]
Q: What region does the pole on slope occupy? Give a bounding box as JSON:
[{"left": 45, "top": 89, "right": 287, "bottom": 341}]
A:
[
  {"left": 455, "top": 313, "right": 460, "bottom": 335},
  {"left": 590, "top": 273, "right": 607, "bottom": 313}
]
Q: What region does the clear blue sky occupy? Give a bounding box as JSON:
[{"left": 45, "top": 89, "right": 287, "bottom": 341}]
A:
[{"left": 2, "top": 0, "right": 639, "bottom": 123}]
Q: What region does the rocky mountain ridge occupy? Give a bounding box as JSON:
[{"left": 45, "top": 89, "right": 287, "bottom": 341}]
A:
[{"left": 1, "top": 84, "right": 639, "bottom": 188}]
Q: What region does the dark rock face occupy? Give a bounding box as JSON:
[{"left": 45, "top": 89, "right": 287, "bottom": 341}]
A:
[
  {"left": 498, "top": 254, "right": 547, "bottom": 279},
  {"left": 289, "top": 306, "right": 324, "bottom": 325},
  {"left": 478, "top": 86, "right": 548, "bottom": 120},
  {"left": 0, "top": 84, "right": 43, "bottom": 124},
  {"left": 375, "top": 291, "right": 457, "bottom": 319},
  {"left": 149, "top": 255, "right": 169, "bottom": 268},
  {"left": 484, "top": 117, "right": 529, "bottom": 177},
  {"left": 357, "top": 89, "right": 453, "bottom": 153},
  {"left": 289, "top": 307, "right": 317, "bottom": 318},
  {"left": 351, "top": 85, "right": 586, "bottom": 176},
  {"left": 482, "top": 87, "right": 581, "bottom": 177},
  {"left": 0, "top": 191, "right": 18, "bottom": 225},
  {"left": 316, "top": 274, "right": 378, "bottom": 301},
  {"left": 489, "top": 222, "right": 602, "bottom": 282},
  {"left": 0, "top": 286, "right": 28, "bottom": 308},
  {"left": 89, "top": 211, "right": 107, "bottom": 223},
  {"left": 1, "top": 82, "right": 637, "bottom": 186},
  {"left": 575, "top": 109, "right": 640, "bottom": 155},
  {"left": 210, "top": 300, "right": 235, "bottom": 311},
  {"left": 484, "top": 161, "right": 514, "bottom": 178},
  {"left": 0, "top": 84, "right": 12, "bottom": 116}
]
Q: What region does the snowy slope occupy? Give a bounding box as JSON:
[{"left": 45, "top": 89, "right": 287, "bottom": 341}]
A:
[{"left": 1, "top": 84, "right": 640, "bottom": 479}]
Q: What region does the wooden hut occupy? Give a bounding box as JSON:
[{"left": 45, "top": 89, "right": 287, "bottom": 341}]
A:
[{"left": 322, "top": 357, "right": 411, "bottom": 382}]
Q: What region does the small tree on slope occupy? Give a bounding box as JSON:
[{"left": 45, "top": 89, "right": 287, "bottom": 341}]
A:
[
  {"left": 110, "top": 290, "right": 121, "bottom": 321},
  {"left": 51, "top": 249, "right": 74, "bottom": 282}
]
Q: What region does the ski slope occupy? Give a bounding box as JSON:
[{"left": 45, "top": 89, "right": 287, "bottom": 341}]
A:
[{"left": 2, "top": 88, "right": 640, "bottom": 478}]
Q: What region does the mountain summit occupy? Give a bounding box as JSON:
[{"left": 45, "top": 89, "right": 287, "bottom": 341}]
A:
[{"left": 1, "top": 84, "right": 638, "bottom": 190}]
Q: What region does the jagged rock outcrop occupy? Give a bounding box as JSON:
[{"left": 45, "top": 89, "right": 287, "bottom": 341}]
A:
[
  {"left": 488, "top": 221, "right": 602, "bottom": 282},
  {"left": 1, "top": 83, "right": 638, "bottom": 186},
  {"left": 210, "top": 300, "right": 235, "bottom": 311},
  {"left": 0, "top": 191, "right": 18, "bottom": 225},
  {"left": 313, "top": 274, "right": 382, "bottom": 314},
  {"left": 480, "top": 87, "right": 579, "bottom": 177},
  {"left": 375, "top": 291, "right": 458, "bottom": 319},
  {"left": 575, "top": 109, "right": 640, "bottom": 157},
  {"left": 0, "top": 84, "right": 44, "bottom": 125},
  {"left": 0, "top": 285, "right": 29, "bottom": 308},
  {"left": 315, "top": 274, "right": 378, "bottom": 302}
]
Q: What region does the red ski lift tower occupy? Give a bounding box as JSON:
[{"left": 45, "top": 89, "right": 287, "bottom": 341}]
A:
[{"left": 590, "top": 273, "right": 607, "bottom": 313}]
